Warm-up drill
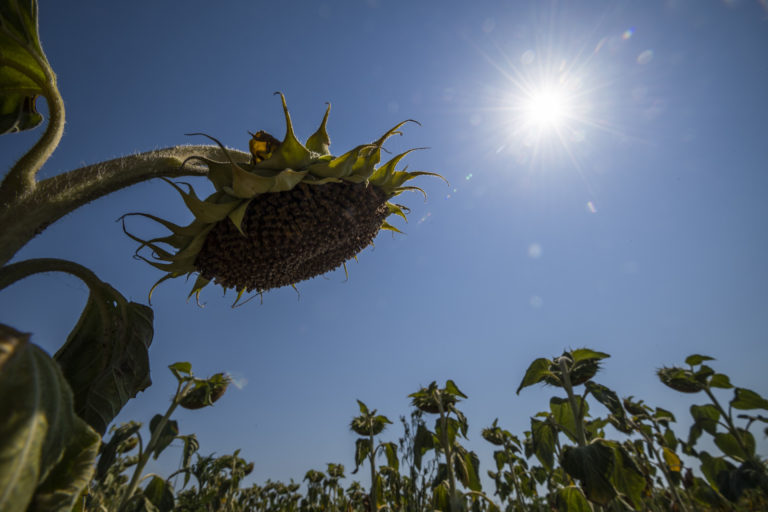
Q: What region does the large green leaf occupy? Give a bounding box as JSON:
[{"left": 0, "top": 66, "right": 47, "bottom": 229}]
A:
[
  {"left": 730, "top": 388, "right": 768, "bottom": 411},
  {"left": 383, "top": 442, "right": 399, "bottom": 472},
  {"left": 570, "top": 349, "right": 610, "bottom": 364},
  {"left": 352, "top": 438, "right": 371, "bottom": 472},
  {"left": 605, "top": 441, "right": 645, "bottom": 509},
  {"left": 453, "top": 447, "right": 482, "bottom": 492},
  {"left": 530, "top": 418, "right": 556, "bottom": 470},
  {"left": 412, "top": 423, "right": 434, "bottom": 470},
  {"left": 685, "top": 354, "right": 714, "bottom": 366},
  {"left": 148, "top": 415, "right": 179, "bottom": 460},
  {"left": 549, "top": 397, "right": 588, "bottom": 444},
  {"left": 0, "top": 324, "right": 100, "bottom": 512},
  {"left": 516, "top": 358, "right": 553, "bottom": 394},
  {"left": 142, "top": 476, "right": 174, "bottom": 512},
  {"left": 709, "top": 373, "right": 733, "bottom": 389},
  {"left": 689, "top": 403, "right": 720, "bottom": 445},
  {"left": 54, "top": 278, "right": 153, "bottom": 435},
  {"left": 0, "top": 0, "right": 47, "bottom": 134},
  {"left": 714, "top": 430, "right": 755, "bottom": 461},
  {"left": 561, "top": 441, "right": 616, "bottom": 505},
  {"left": 585, "top": 381, "right": 624, "bottom": 421},
  {"left": 444, "top": 379, "right": 467, "bottom": 399},
  {"left": 698, "top": 451, "right": 736, "bottom": 490},
  {"left": 555, "top": 486, "right": 592, "bottom": 512}
]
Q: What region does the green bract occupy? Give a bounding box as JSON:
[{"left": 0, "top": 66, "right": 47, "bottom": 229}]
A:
[{"left": 125, "top": 94, "right": 442, "bottom": 305}]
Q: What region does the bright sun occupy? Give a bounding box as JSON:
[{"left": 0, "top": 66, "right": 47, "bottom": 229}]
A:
[{"left": 524, "top": 86, "right": 569, "bottom": 129}]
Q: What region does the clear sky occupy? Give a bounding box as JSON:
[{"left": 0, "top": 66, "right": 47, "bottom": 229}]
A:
[{"left": 1, "top": 0, "right": 767, "bottom": 491}]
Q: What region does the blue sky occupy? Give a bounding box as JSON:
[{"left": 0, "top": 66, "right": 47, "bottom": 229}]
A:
[{"left": 2, "top": 0, "right": 767, "bottom": 491}]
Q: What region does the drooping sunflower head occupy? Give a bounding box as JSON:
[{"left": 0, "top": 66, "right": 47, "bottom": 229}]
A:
[{"left": 124, "top": 94, "right": 444, "bottom": 305}]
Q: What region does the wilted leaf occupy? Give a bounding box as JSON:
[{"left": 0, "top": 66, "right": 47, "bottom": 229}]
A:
[
  {"left": 0, "top": 324, "right": 100, "bottom": 512},
  {"left": 178, "top": 434, "right": 198, "bottom": 487},
  {"left": 353, "top": 438, "right": 371, "bottom": 472},
  {"left": 54, "top": 276, "right": 153, "bottom": 435},
  {"left": 561, "top": 441, "right": 616, "bottom": 505},
  {"left": 586, "top": 382, "right": 624, "bottom": 421},
  {"left": 662, "top": 446, "right": 682, "bottom": 473},
  {"left": 383, "top": 442, "right": 398, "bottom": 472},
  {"left": 412, "top": 423, "right": 434, "bottom": 470},
  {"left": 454, "top": 448, "right": 481, "bottom": 491},
  {"left": 95, "top": 421, "right": 141, "bottom": 482}
]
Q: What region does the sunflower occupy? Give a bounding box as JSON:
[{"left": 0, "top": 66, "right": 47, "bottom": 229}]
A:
[{"left": 124, "top": 94, "right": 442, "bottom": 305}]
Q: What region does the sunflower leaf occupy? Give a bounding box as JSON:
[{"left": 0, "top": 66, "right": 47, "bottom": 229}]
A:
[
  {"left": 0, "top": 0, "right": 47, "bottom": 134},
  {"left": 0, "top": 324, "right": 100, "bottom": 511}
]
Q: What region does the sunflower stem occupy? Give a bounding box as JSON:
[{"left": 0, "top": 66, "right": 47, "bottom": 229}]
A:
[
  {"left": 0, "top": 40, "right": 64, "bottom": 204},
  {"left": 559, "top": 357, "right": 588, "bottom": 447},
  {"left": 0, "top": 145, "right": 249, "bottom": 268}
]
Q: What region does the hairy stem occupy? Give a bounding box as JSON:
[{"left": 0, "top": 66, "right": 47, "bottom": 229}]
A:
[
  {"left": 0, "top": 52, "right": 65, "bottom": 203},
  {"left": 0, "top": 145, "right": 249, "bottom": 267},
  {"left": 0, "top": 257, "right": 105, "bottom": 293}
]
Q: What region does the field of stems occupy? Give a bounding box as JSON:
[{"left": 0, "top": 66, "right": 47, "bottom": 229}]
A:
[{"left": 84, "top": 350, "right": 768, "bottom": 511}]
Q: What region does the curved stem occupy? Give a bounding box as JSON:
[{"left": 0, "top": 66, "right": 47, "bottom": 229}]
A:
[
  {"left": 0, "top": 55, "right": 64, "bottom": 203},
  {"left": 0, "top": 257, "right": 106, "bottom": 293},
  {"left": 0, "top": 145, "right": 249, "bottom": 267}
]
